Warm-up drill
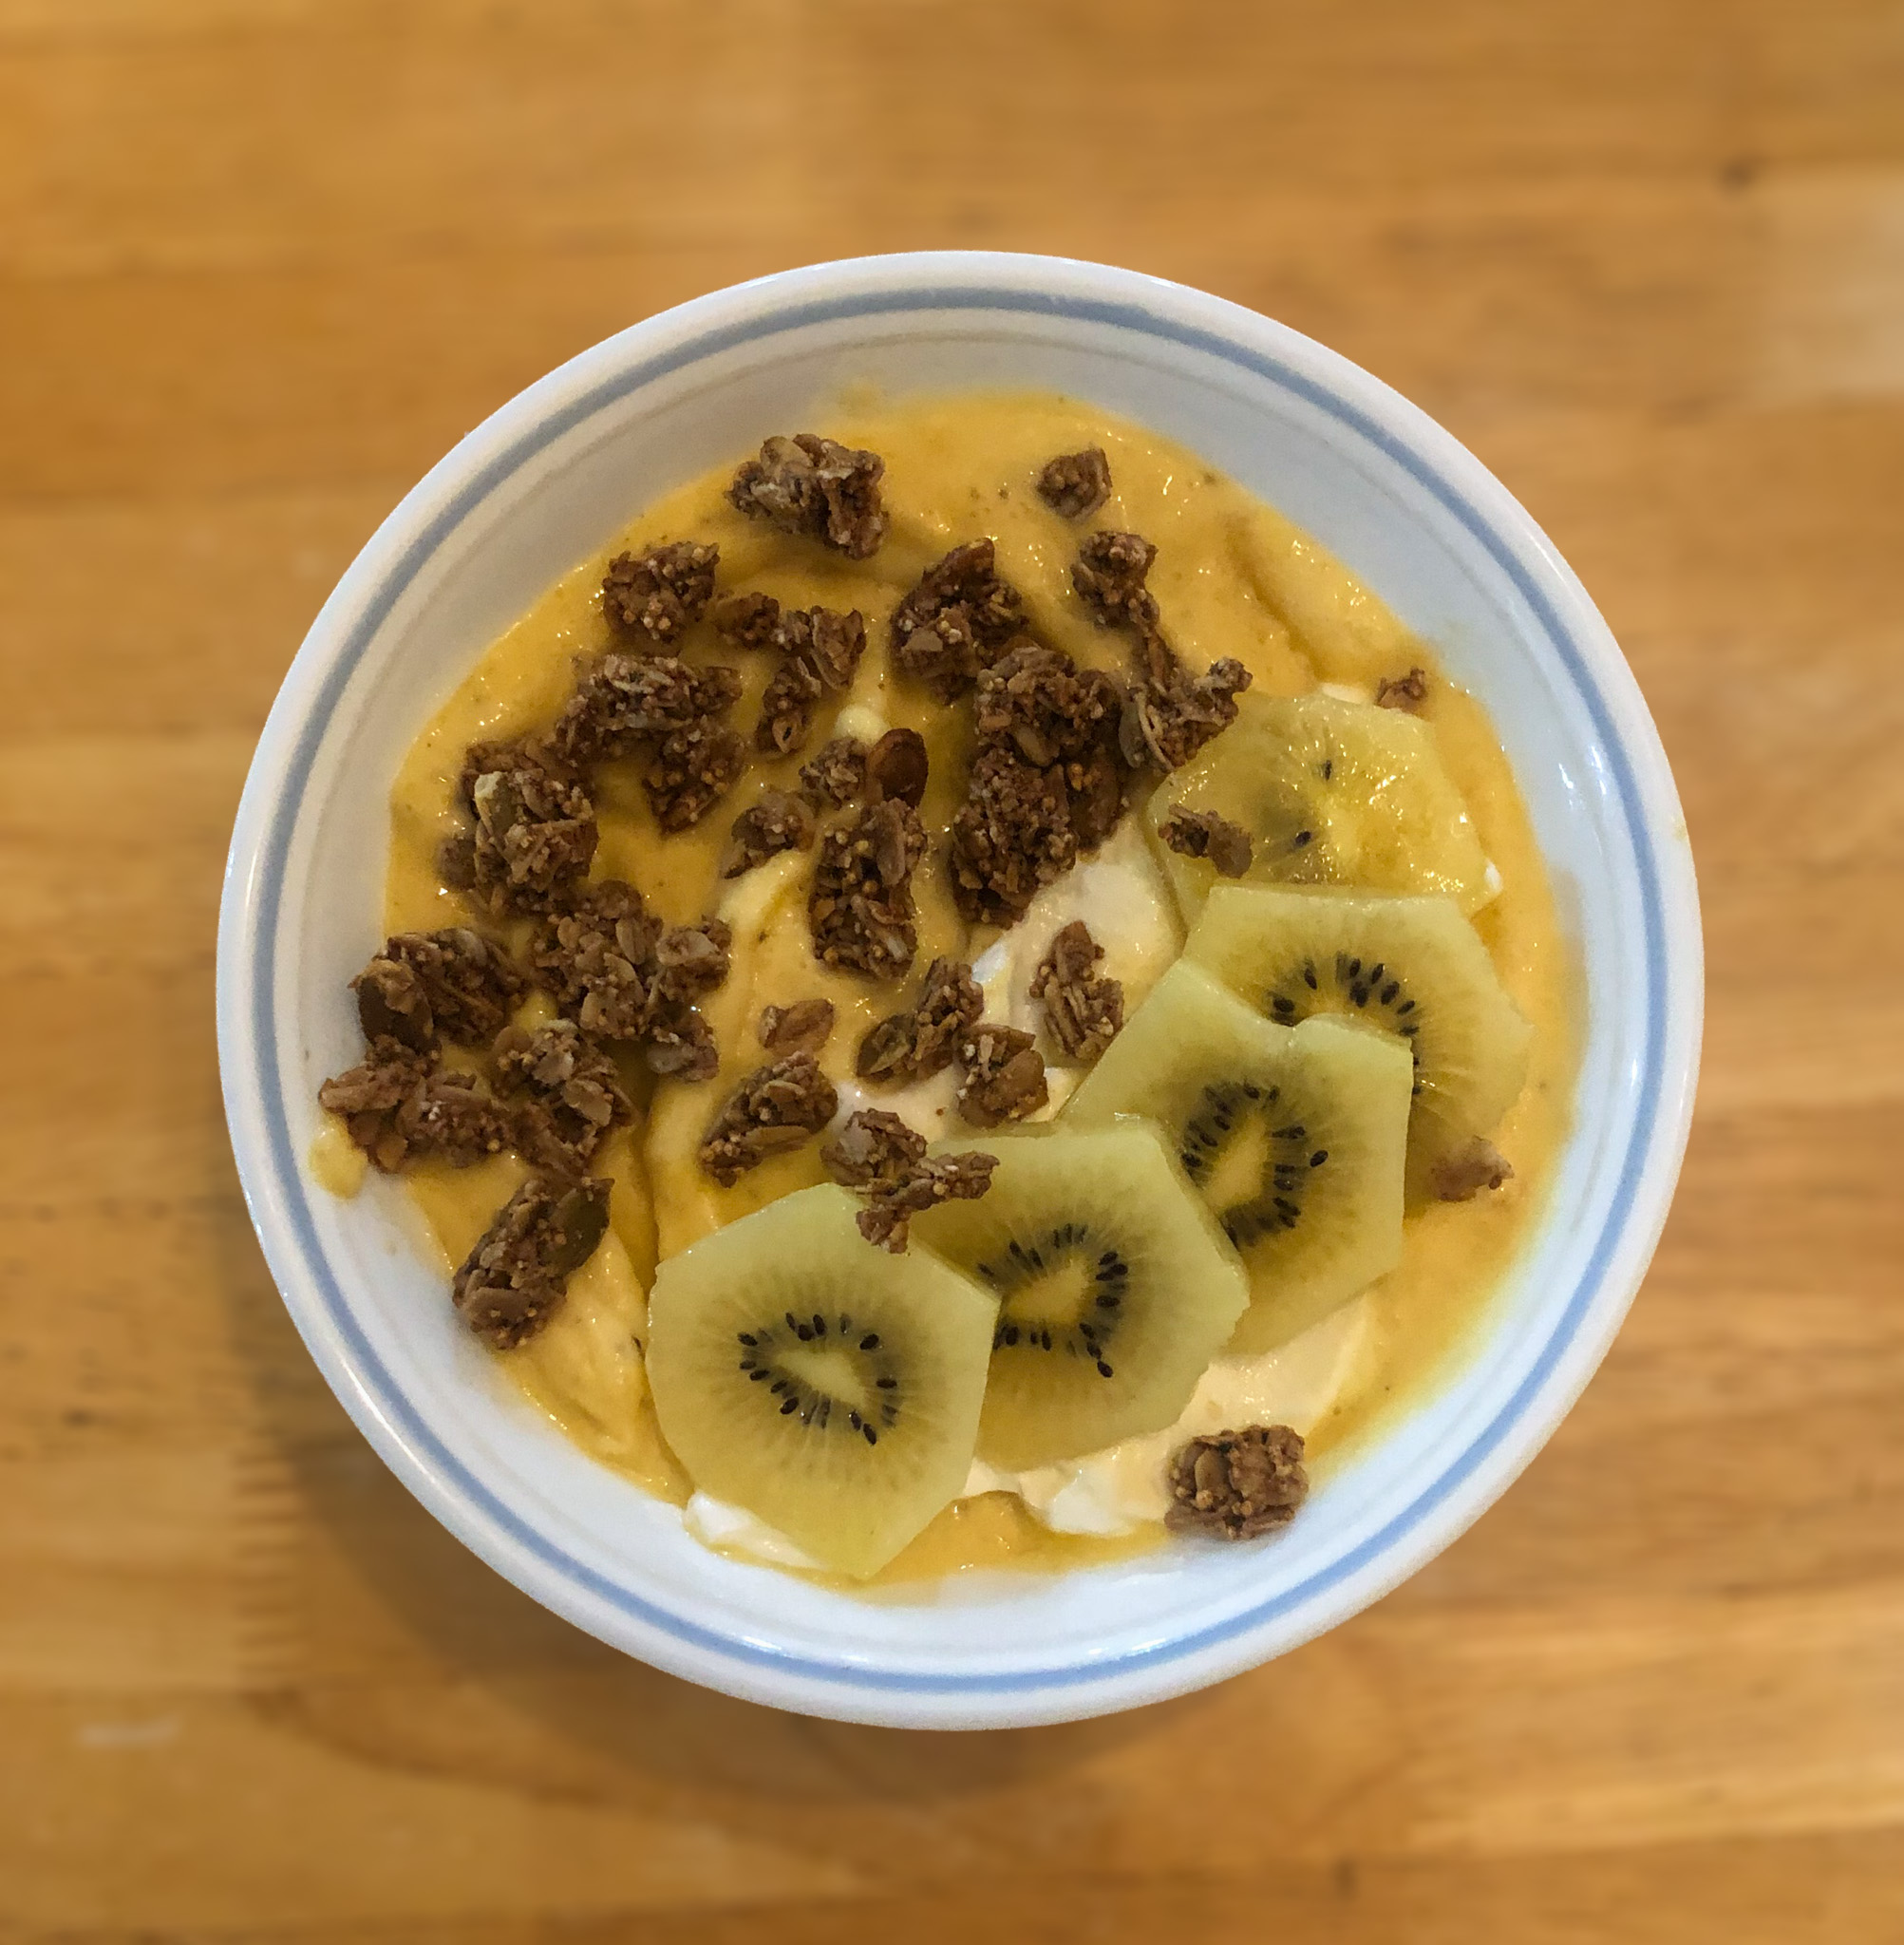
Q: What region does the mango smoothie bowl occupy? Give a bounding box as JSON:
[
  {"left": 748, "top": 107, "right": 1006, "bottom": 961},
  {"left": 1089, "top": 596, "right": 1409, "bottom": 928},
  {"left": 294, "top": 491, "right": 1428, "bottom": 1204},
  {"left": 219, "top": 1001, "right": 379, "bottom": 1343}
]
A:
[{"left": 218, "top": 255, "right": 1700, "bottom": 1728}]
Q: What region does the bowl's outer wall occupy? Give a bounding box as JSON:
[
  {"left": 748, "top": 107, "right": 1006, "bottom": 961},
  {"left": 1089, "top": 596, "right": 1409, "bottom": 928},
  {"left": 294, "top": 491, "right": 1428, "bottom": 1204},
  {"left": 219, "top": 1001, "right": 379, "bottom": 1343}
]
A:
[{"left": 217, "top": 253, "right": 1702, "bottom": 1728}]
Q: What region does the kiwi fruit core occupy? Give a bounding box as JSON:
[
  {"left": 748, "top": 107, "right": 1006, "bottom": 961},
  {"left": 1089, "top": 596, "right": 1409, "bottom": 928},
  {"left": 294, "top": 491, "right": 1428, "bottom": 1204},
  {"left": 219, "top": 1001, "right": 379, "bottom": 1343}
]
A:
[
  {"left": 736, "top": 1309, "right": 901, "bottom": 1446},
  {"left": 977, "top": 1222, "right": 1131, "bottom": 1379},
  {"left": 1178, "top": 1077, "right": 1332, "bottom": 1253}
]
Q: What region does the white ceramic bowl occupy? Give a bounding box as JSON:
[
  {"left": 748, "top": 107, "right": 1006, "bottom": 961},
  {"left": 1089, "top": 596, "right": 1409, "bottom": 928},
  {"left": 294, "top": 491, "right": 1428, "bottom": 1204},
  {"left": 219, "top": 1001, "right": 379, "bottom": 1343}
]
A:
[{"left": 217, "top": 252, "right": 1701, "bottom": 1729}]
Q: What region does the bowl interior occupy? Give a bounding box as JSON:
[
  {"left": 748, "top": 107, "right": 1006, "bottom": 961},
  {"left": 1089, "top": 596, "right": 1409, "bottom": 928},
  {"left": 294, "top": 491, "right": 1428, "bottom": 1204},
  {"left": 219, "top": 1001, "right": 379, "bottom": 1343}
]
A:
[{"left": 221, "top": 258, "right": 1694, "bottom": 1728}]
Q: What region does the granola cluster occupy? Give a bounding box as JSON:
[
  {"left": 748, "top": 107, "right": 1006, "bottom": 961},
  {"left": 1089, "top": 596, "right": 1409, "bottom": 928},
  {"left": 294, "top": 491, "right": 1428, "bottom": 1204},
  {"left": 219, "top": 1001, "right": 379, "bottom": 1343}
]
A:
[
  {"left": 452, "top": 1176, "right": 612, "bottom": 1350},
  {"left": 1159, "top": 806, "right": 1254, "bottom": 878},
  {"left": 798, "top": 735, "right": 867, "bottom": 810},
  {"left": 856, "top": 1150, "right": 998, "bottom": 1253},
  {"left": 1029, "top": 920, "right": 1123, "bottom": 1061},
  {"left": 949, "top": 643, "right": 1131, "bottom": 925},
  {"left": 1073, "top": 529, "right": 1160, "bottom": 637},
  {"left": 351, "top": 927, "right": 524, "bottom": 1050},
  {"left": 890, "top": 539, "right": 1027, "bottom": 701},
  {"left": 318, "top": 1037, "right": 511, "bottom": 1174},
  {"left": 855, "top": 956, "right": 984, "bottom": 1083},
  {"left": 460, "top": 741, "right": 599, "bottom": 916},
  {"left": 1119, "top": 656, "right": 1254, "bottom": 772},
  {"left": 445, "top": 651, "right": 745, "bottom": 857},
  {"left": 1036, "top": 445, "right": 1113, "bottom": 519},
  {"left": 1067, "top": 526, "right": 1256, "bottom": 772},
  {"left": 697, "top": 1052, "right": 840, "bottom": 1187},
  {"left": 531, "top": 879, "right": 731, "bottom": 1081},
  {"left": 756, "top": 604, "right": 868, "bottom": 756},
  {"left": 1165, "top": 1426, "right": 1310, "bottom": 1540},
  {"left": 724, "top": 787, "right": 818, "bottom": 878},
  {"left": 956, "top": 1024, "right": 1050, "bottom": 1128},
  {"left": 493, "top": 1017, "right": 633, "bottom": 1170},
  {"left": 808, "top": 797, "right": 929, "bottom": 979},
  {"left": 727, "top": 433, "right": 888, "bottom": 558},
  {"left": 601, "top": 540, "right": 719, "bottom": 646},
  {"left": 820, "top": 1110, "right": 997, "bottom": 1254},
  {"left": 821, "top": 1107, "right": 927, "bottom": 1188}
]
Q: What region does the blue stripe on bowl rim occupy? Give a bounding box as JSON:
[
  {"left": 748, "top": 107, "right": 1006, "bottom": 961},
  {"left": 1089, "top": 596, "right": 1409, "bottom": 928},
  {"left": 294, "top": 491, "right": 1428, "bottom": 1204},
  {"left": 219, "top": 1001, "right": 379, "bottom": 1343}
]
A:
[{"left": 248, "top": 283, "right": 1667, "bottom": 1697}]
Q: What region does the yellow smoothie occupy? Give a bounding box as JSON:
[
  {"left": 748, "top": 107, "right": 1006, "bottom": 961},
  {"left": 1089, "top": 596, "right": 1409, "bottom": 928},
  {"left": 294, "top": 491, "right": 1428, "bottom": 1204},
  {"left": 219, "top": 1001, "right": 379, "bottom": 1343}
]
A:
[{"left": 357, "top": 390, "right": 1575, "bottom": 1584}]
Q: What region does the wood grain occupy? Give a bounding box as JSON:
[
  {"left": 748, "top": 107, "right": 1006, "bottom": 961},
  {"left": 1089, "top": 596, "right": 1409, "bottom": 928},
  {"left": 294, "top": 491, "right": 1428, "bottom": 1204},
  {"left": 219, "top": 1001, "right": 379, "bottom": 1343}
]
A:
[{"left": 3, "top": 3, "right": 1900, "bottom": 1937}]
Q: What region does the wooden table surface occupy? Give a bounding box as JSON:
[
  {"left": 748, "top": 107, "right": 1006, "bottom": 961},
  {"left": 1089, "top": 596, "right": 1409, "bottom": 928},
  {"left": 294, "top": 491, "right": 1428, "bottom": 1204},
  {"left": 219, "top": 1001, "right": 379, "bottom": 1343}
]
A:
[{"left": 5, "top": 4, "right": 1902, "bottom": 1939}]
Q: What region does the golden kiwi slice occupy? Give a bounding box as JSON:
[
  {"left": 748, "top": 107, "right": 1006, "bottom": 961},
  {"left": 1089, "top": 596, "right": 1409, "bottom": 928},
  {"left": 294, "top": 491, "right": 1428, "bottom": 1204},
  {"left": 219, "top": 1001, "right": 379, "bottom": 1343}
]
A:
[
  {"left": 910, "top": 1122, "right": 1249, "bottom": 1471},
  {"left": 647, "top": 1185, "right": 998, "bottom": 1579},
  {"left": 1147, "top": 689, "right": 1493, "bottom": 918},
  {"left": 1185, "top": 884, "right": 1531, "bottom": 1199},
  {"left": 1065, "top": 959, "right": 1411, "bottom": 1352}
]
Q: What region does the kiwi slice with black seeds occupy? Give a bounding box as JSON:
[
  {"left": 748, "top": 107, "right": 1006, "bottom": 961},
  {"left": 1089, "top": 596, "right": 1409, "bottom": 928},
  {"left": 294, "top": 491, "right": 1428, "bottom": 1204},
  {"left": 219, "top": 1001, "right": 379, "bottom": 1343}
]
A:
[
  {"left": 1065, "top": 959, "right": 1411, "bottom": 1351},
  {"left": 1185, "top": 885, "right": 1531, "bottom": 1199},
  {"left": 911, "top": 1122, "right": 1249, "bottom": 1471},
  {"left": 646, "top": 1185, "right": 998, "bottom": 1579}
]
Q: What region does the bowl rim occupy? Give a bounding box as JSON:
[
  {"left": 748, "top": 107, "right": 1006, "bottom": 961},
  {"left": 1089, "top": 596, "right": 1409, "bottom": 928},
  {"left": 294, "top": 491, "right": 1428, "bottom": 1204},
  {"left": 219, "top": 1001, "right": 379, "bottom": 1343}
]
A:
[{"left": 217, "top": 249, "right": 1703, "bottom": 1726}]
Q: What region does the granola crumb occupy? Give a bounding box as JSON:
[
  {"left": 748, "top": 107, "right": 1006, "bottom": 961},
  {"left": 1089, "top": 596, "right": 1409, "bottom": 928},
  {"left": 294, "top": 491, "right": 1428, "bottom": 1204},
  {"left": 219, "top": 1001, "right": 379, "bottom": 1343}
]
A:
[
  {"left": 889, "top": 538, "right": 1027, "bottom": 700},
  {"left": 757, "top": 997, "right": 836, "bottom": 1056},
  {"left": 1375, "top": 666, "right": 1430, "bottom": 712},
  {"left": 1029, "top": 920, "right": 1124, "bottom": 1061},
  {"left": 492, "top": 1017, "right": 632, "bottom": 1168},
  {"left": 1036, "top": 446, "right": 1113, "bottom": 519},
  {"left": 855, "top": 1150, "right": 997, "bottom": 1254},
  {"left": 1430, "top": 1137, "right": 1514, "bottom": 1201},
  {"left": 1165, "top": 1425, "right": 1309, "bottom": 1539},
  {"left": 723, "top": 787, "right": 818, "bottom": 877},
  {"left": 856, "top": 956, "right": 984, "bottom": 1082},
  {"left": 1159, "top": 806, "right": 1254, "bottom": 878},
  {"left": 727, "top": 433, "right": 888, "bottom": 558},
  {"left": 351, "top": 928, "right": 525, "bottom": 1051},
  {"left": 601, "top": 540, "right": 719, "bottom": 646},
  {"left": 956, "top": 1025, "right": 1049, "bottom": 1128},
  {"left": 451, "top": 1175, "right": 611, "bottom": 1350},
  {"left": 698, "top": 1052, "right": 839, "bottom": 1186},
  {"left": 798, "top": 736, "right": 867, "bottom": 811},
  {"left": 808, "top": 798, "right": 928, "bottom": 979}
]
